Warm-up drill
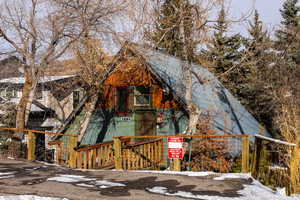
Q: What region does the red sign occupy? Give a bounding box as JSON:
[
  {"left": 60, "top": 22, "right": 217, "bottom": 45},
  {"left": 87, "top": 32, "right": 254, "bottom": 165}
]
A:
[{"left": 168, "top": 137, "right": 183, "bottom": 159}]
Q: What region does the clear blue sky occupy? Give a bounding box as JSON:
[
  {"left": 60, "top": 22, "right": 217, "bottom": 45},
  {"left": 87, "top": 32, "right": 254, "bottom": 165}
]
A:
[{"left": 229, "top": 0, "right": 285, "bottom": 35}]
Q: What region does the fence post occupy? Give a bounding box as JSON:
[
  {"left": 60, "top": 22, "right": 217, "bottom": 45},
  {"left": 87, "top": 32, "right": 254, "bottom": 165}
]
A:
[
  {"left": 55, "top": 143, "right": 62, "bottom": 164},
  {"left": 288, "top": 145, "right": 300, "bottom": 195},
  {"left": 27, "top": 131, "right": 36, "bottom": 161},
  {"left": 242, "top": 135, "right": 250, "bottom": 173},
  {"left": 68, "top": 136, "right": 77, "bottom": 168},
  {"left": 114, "top": 137, "right": 123, "bottom": 170},
  {"left": 173, "top": 159, "right": 181, "bottom": 171}
]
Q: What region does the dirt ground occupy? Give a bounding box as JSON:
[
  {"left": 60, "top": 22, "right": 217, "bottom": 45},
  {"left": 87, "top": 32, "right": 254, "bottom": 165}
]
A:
[{"left": 0, "top": 159, "right": 253, "bottom": 200}]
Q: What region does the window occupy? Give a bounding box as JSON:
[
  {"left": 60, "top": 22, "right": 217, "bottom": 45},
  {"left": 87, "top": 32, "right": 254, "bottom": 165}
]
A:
[
  {"left": 73, "top": 90, "right": 80, "bottom": 109},
  {"left": 0, "top": 89, "right": 5, "bottom": 98},
  {"left": 35, "top": 90, "right": 43, "bottom": 100},
  {"left": 134, "top": 86, "right": 151, "bottom": 106},
  {"left": 115, "top": 87, "right": 129, "bottom": 114},
  {"left": 5, "top": 88, "right": 17, "bottom": 98}
]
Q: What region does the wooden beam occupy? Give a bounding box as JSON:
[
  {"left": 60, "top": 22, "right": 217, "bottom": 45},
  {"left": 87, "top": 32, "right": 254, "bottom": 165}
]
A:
[
  {"left": 173, "top": 159, "right": 181, "bottom": 171},
  {"left": 113, "top": 137, "right": 122, "bottom": 170},
  {"left": 27, "top": 131, "right": 35, "bottom": 161},
  {"left": 242, "top": 135, "right": 250, "bottom": 173},
  {"left": 68, "top": 136, "right": 77, "bottom": 168}
]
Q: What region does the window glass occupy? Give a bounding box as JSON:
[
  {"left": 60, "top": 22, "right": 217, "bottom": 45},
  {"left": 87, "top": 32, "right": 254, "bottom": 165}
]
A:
[
  {"left": 35, "top": 90, "right": 43, "bottom": 100},
  {"left": 134, "top": 86, "right": 151, "bottom": 106},
  {"left": 6, "top": 88, "right": 16, "bottom": 98},
  {"left": 73, "top": 91, "right": 80, "bottom": 109}
]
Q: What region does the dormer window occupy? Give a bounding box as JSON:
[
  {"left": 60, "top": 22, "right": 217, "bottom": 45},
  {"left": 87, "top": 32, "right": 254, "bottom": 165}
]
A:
[{"left": 134, "top": 86, "right": 151, "bottom": 106}]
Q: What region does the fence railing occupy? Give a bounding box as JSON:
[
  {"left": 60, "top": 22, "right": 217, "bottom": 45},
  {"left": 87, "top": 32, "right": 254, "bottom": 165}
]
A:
[
  {"left": 75, "top": 139, "right": 130, "bottom": 169},
  {"left": 0, "top": 127, "right": 77, "bottom": 166},
  {"left": 113, "top": 134, "right": 250, "bottom": 172},
  {"left": 120, "top": 138, "right": 164, "bottom": 170},
  {"left": 251, "top": 135, "right": 300, "bottom": 195}
]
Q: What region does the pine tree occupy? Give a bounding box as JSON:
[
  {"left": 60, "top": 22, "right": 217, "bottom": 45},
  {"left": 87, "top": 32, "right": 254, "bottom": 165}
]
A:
[
  {"left": 241, "top": 10, "right": 275, "bottom": 129},
  {"left": 202, "top": 7, "right": 243, "bottom": 87},
  {"left": 276, "top": 0, "right": 300, "bottom": 64},
  {"left": 144, "top": 0, "right": 195, "bottom": 60}
]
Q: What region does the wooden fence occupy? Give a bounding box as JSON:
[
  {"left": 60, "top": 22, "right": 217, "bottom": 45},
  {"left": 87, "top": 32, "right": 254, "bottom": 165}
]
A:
[
  {"left": 0, "top": 127, "right": 77, "bottom": 166},
  {"left": 113, "top": 134, "right": 250, "bottom": 172},
  {"left": 251, "top": 135, "right": 300, "bottom": 195},
  {"left": 75, "top": 139, "right": 130, "bottom": 169},
  {"left": 120, "top": 138, "right": 164, "bottom": 170}
]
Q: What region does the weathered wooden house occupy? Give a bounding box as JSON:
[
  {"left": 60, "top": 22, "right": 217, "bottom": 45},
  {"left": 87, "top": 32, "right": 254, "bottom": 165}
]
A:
[
  {"left": 0, "top": 56, "right": 84, "bottom": 131},
  {"left": 54, "top": 44, "right": 269, "bottom": 153}
]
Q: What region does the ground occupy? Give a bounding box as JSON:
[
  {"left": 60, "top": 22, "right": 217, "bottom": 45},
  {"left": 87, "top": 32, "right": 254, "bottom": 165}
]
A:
[{"left": 0, "top": 159, "right": 299, "bottom": 200}]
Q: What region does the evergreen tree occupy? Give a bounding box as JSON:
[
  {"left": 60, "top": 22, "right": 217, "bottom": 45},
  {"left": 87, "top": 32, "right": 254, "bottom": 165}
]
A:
[
  {"left": 202, "top": 7, "right": 243, "bottom": 87},
  {"left": 276, "top": 0, "right": 300, "bottom": 64},
  {"left": 144, "top": 0, "right": 195, "bottom": 60},
  {"left": 241, "top": 10, "right": 275, "bottom": 130}
]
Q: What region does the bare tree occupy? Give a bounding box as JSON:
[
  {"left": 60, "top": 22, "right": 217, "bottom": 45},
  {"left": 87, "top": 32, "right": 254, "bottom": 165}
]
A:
[{"left": 0, "top": 0, "right": 126, "bottom": 137}]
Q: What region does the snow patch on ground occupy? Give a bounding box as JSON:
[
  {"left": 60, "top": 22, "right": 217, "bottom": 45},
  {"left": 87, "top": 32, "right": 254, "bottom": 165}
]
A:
[
  {"left": 76, "top": 183, "right": 95, "bottom": 188},
  {"left": 0, "top": 175, "right": 15, "bottom": 179},
  {"left": 47, "top": 175, "right": 96, "bottom": 183},
  {"left": 95, "top": 180, "right": 125, "bottom": 187},
  {"left": 147, "top": 177, "right": 300, "bottom": 200},
  {"left": 0, "top": 195, "right": 68, "bottom": 200},
  {"left": 48, "top": 175, "right": 125, "bottom": 189},
  {"left": 0, "top": 172, "right": 16, "bottom": 179},
  {"left": 213, "top": 173, "right": 251, "bottom": 181},
  {"left": 130, "top": 170, "right": 215, "bottom": 177}
]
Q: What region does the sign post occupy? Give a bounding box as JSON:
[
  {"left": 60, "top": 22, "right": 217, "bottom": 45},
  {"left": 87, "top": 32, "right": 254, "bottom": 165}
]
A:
[{"left": 168, "top": 136, "right": 183, "bottom": 171}]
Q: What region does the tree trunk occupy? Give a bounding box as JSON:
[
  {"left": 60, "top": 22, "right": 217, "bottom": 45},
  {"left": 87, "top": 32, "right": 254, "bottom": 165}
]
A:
[
  {"left": 179, "top": 4, "right": 199, "bottom": 134},
  {"left": 15, "top": 67, "right": 39, "bottom": 138}
]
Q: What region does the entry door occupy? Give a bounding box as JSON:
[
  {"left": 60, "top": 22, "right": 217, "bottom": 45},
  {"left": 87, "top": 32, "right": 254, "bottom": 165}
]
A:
[{"left": 135, "top": 111, "right": 156, "bottom": 136}]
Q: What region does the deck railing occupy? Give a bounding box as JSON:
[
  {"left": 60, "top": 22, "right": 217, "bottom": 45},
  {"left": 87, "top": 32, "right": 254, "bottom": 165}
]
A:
[
  {"left": 113, "top": 134, "right": 250, "bottom": 172},
  {"left": 121, "top": 139, "right": 164, "bottom": 170},
  {"left": 75, "top": 139, "right": 130, "bottom": 169},
  {"left": 251, "top": 135, "right": 300, "bottom": 195}
]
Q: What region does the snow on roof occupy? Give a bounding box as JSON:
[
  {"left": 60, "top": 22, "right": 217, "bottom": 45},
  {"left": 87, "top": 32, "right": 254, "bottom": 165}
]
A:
[
  {"left": 41, "top": 118, "right": 62, "bottom": 127},
  {"left": 0, "top": 75, "right": 76, "bottom": 84},
  {"left": 254, "top": 134, "right": 296, "bottom": 146}
]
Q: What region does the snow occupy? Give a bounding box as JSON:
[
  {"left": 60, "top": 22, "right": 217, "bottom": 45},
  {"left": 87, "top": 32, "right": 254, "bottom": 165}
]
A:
[
  {"left": 0, "top": 75, "right": 76, "bottom": 84},
  {"left": 268, "top": 165, "right": 287, "bottom": 170},
  {"left": 0, "top": 172, "right": 16, "bottom": 176},
  {"left": 95, "top": 180, "right": 125, "bottom": 187},
  {"left": 76, "top": 183, "right": 95, "bottom": 188},
  {"left": 147, "top": 179, "right": 300, "bottom": 200},
  {"left": 213, "top": 173, "right": 251, "bottom": 181},
  {"left": 255, "top": 135, "right": 296, "bottom": 146},
  {"left": 0, "top": 172, "right": 16, "bottom": 179},
  {"left": 130, "top": 170, "right": 215, "bottom": 177},
  {"left": 0, "top": 175, "right": 14, "bottom": 179},
  {"left": 47, "top": 175, "right": 96, "bottom": 183},
  {"left": 47, "top": 175, "right": 124, "bottom": 189},
  {"left": 0, "top": 195, "right": 68, "bottom": 200},
  {"left": 146, "top": 173, "right": 300, "bottom": 200}
]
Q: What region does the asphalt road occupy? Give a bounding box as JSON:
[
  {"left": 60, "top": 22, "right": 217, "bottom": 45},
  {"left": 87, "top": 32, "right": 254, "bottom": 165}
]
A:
[{"left": 0, "top": 159, "right": 252, "bottom": 200}]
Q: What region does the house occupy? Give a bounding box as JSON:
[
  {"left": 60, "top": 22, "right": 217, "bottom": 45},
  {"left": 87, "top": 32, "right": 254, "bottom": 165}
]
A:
[
  {"left": 0, "top": 56, "right": 84, "bottom": 131},
  {"left": 54, "top": 43, "right": 269, "bottom": 153}
]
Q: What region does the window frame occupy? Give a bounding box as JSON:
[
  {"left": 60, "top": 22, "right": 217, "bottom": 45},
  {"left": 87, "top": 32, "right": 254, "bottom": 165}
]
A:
[
  {"left": 114, "top": 86, "right": 129, "bottom": 114},
  {"left": 134, "top": 86, "right": 151, "bottom": 107}
]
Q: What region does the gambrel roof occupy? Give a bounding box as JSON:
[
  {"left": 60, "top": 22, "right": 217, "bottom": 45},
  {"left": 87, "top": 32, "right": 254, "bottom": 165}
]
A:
[{"left": 133, "top": 45, "right": 269, "bottom": 136}]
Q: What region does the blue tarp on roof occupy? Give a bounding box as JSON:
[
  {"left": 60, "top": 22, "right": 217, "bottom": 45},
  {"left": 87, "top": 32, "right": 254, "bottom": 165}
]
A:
[{"left": 137, "top": 46, "right": 270, "bottom": 137}]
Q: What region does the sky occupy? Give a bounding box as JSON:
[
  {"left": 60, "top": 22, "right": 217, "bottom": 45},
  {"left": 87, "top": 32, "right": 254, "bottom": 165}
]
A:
[{"left": 229, "top": 0, "right": 285, "bottom": 35}]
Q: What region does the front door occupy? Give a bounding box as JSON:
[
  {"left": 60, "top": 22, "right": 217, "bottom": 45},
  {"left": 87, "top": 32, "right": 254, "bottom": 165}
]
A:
[{"left": 135, "top": 111, "right": 156, "bottom": 137}]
